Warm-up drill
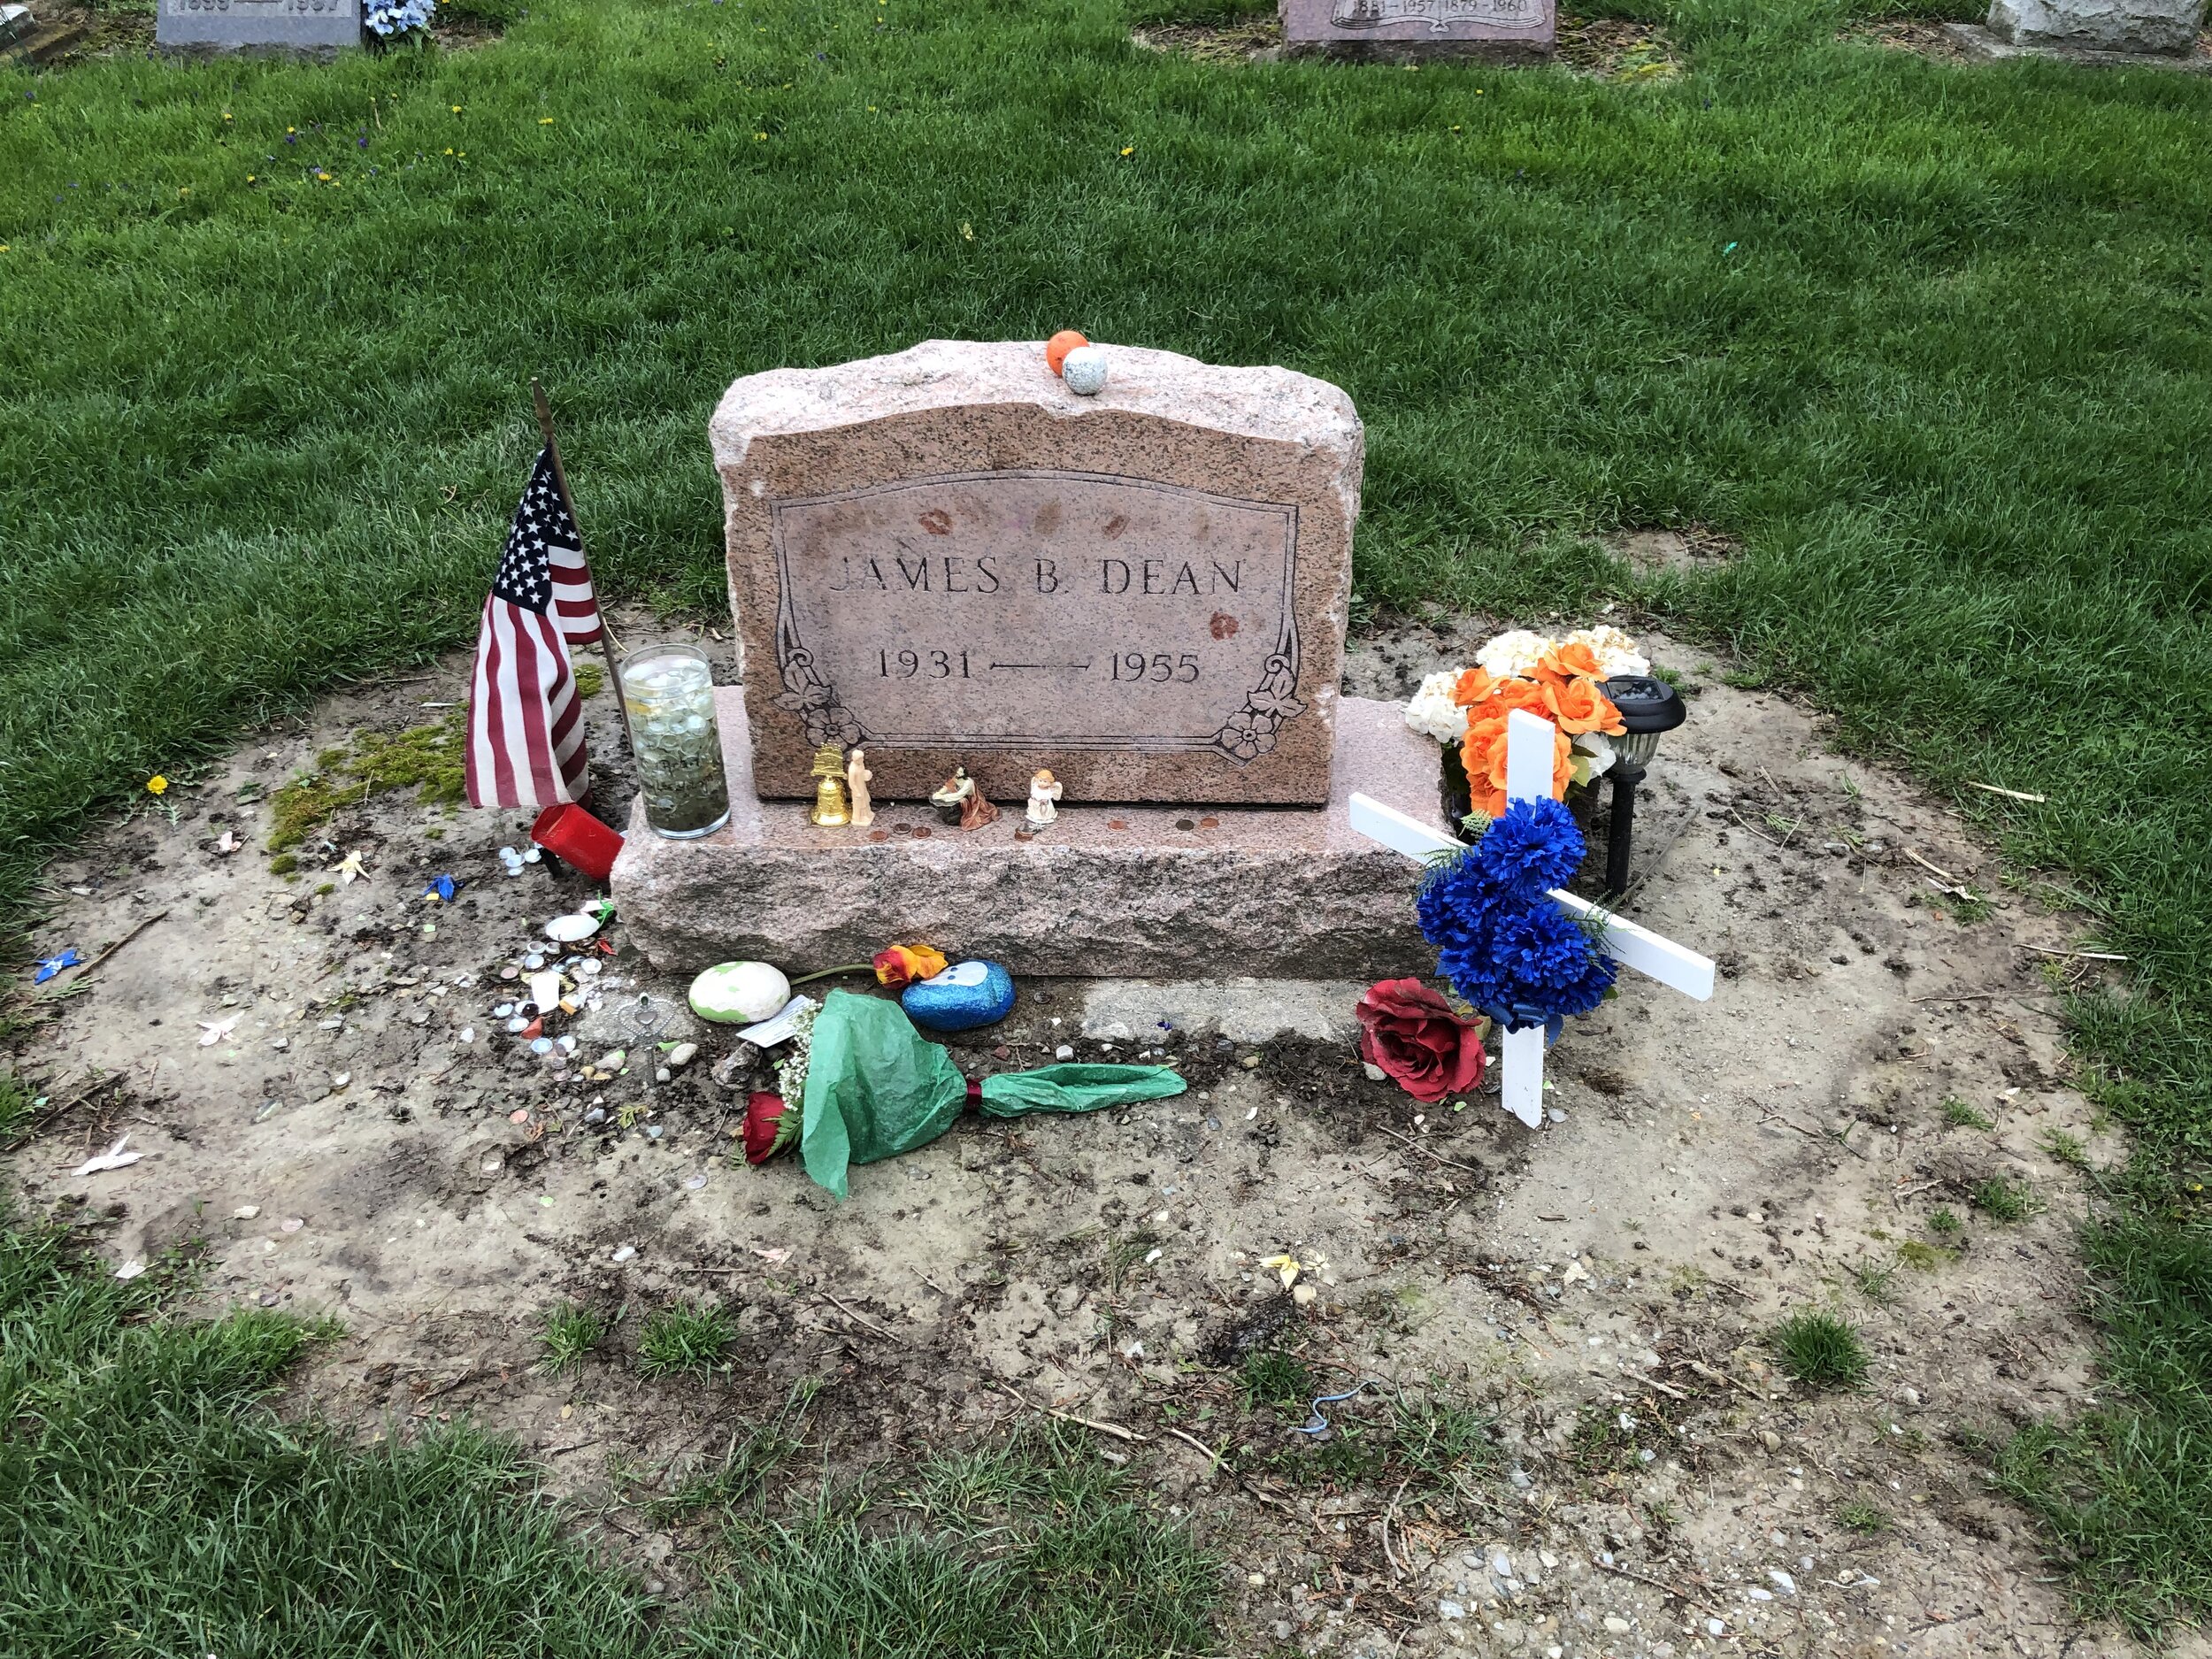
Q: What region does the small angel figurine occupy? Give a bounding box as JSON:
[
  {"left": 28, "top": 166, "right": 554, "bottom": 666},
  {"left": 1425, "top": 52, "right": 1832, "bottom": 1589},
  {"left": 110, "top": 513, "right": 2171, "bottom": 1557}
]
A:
[
  {"left": 846, "top": 747, "right": 874, "bottom": 828},
  {"left": 1025, "top": 768, "right": 1064, "bottom": 829}
]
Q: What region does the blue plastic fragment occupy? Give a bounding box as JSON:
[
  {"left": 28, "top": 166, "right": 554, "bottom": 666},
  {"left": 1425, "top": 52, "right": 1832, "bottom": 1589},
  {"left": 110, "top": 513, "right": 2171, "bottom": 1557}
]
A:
[
  {"left": 421, "top": 875, "right": 462, "bottom": 903},
  {"left": 33, "top": 949, "right": 81, "bottom": 985},
  {"left": 1293, "top": 1380, "right": 1377, "bottom": 1439}
]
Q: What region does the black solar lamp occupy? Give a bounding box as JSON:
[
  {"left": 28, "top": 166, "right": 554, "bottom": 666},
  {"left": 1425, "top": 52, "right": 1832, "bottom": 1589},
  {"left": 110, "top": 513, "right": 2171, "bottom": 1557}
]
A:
[{"left": 1601, "top": 674, "right": 1686, "bottom": 896}]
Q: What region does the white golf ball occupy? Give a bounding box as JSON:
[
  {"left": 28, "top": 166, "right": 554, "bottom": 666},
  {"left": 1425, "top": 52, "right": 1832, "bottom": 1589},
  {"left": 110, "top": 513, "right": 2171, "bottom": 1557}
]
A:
[{"left": 1061, "top": 345, "right": 1109, "bottom": 396}]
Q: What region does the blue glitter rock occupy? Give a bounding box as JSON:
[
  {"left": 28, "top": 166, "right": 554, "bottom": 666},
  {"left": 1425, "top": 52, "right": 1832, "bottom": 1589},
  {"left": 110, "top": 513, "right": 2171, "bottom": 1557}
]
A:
[{"left": 902, "top": 959, "right": 1016, "bottom": 1033}]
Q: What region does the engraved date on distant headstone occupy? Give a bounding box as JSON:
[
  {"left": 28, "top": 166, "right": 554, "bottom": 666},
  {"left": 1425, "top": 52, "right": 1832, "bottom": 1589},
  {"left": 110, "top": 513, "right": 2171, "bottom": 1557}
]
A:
[
  {"left": 1282, "top": 0, "right": 1553, "bottom": 50},
  {"left": 769, "top": 470, "right": 1303, "bottom": 764},
  {"left": 158, "top": 0, "right": 360, "bottom": 52}
]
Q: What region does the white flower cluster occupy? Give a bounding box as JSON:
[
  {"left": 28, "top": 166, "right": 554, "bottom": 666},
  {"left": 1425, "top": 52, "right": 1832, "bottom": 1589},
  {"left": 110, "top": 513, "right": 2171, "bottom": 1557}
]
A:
[
  {"left": 1474, "top": 624, "right": 1648, "bottom": 680},
  {"left": 365, "top": 0, "right": 435, "bottom": 36},
  {"left": 1475, "top": 628, "right": 1551, "bottom": 680},
  {"left": 1563, "top": 624, "right": 1650, "bottom": 677},
  {"left": 773, "top": 1000, "right": 820, "bottom": 1110},
  {"left": 1403, "top": 671, "right": 1466, "bottom": 745}
]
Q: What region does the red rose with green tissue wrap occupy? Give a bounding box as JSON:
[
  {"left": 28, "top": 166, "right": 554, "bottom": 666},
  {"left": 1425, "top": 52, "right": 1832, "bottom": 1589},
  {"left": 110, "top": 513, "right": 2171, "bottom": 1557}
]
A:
[
  {"left": 743, "top": 1090, "right": 798, "bottom": 1165},
  {"left": 1356, "top": 979, "right": 1486, "bottom": 1103}
]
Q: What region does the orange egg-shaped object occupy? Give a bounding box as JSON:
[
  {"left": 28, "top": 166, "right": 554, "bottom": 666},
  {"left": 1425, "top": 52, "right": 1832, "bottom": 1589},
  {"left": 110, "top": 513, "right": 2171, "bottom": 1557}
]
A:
[{"left": 1045, "top": 330, "right": 1088, "bottom": 377}]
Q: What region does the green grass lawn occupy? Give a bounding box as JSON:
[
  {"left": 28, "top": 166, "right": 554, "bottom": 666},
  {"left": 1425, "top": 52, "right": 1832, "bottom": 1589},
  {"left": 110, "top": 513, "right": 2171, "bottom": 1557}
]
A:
[
  {"left": 0, "top": 1214, "right": 1213, "bottom": 1656},
  {"left": 5, "top": 0, "right": 2212, "bottom": 1641}
]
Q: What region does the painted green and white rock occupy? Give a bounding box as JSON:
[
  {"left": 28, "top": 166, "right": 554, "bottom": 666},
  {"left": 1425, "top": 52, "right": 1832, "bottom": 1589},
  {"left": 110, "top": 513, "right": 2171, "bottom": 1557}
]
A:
[{"left": 688, "top": 961, "right": 792, "bottom": 1025}]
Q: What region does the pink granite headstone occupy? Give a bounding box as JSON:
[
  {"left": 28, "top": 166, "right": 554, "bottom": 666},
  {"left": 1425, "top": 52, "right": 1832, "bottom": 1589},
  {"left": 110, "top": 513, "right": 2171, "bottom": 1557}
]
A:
[
  {"left": 1280, "top": 0, "right": 1555, "bottom": 58},
  {"left": 711, "top": 340, "right": 1363, "bottom": 808}
]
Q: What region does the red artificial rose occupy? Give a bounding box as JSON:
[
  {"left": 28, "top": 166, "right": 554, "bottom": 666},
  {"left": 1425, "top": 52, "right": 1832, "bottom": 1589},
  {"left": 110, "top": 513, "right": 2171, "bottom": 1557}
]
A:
[
  {"left": 743, "top": 1090, "right": 792, "bottom": 1165},
  {"left": 1355, "top": 979, "right": 1486, "bottom": 1104}
]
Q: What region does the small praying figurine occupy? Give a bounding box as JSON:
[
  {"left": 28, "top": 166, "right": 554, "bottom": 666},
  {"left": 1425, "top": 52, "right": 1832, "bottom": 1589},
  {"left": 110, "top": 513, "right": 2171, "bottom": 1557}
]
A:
[
  {"left": 931, "top": 764, "right": 998, "bottom": 830},
  {"left": 1025, "top": 768, "right": 1064, "bottom": 830},
  {"left": 846, "top": 747, "right": 874, "bottom": 828}
]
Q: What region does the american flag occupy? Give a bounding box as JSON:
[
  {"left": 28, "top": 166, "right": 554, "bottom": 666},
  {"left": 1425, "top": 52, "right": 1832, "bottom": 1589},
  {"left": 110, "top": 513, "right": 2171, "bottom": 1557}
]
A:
[{"left": 465, "top": 448, "right": 603, "bottom": 809}]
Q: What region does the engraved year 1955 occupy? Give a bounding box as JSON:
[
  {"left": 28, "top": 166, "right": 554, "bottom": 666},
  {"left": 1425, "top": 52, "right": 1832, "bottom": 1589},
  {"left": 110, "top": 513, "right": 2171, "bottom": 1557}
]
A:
[{"left": 1108, "top": 650, "right": 1200, "bottom": 684}]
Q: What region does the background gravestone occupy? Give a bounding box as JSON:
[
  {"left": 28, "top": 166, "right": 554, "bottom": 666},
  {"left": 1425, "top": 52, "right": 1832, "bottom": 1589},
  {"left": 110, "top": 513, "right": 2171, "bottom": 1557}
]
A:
[
  {"left": 712, "top": 339, "right": 1363, "bottom": 808},
  {"left": 1279, "top": 0, "right": 1555, "bottom": 59},
  {"left": 157, "top": 0, "right": 360, "bottom": 54},
  {"left": 1984, "top": 0, "right": 2202, "bottom": 50}
]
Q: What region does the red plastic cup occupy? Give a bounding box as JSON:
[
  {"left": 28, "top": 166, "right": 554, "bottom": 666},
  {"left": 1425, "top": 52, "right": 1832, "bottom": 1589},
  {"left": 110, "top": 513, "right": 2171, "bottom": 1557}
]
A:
[{"left": 531, "top": 803, "right": 624, "bottom": 883}]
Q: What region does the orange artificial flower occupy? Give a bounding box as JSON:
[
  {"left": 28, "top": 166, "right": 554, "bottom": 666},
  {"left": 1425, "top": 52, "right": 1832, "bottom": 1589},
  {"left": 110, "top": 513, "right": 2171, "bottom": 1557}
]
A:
[
  {"left": 1539, "top": 640, "right": 1605, "bottom": 682},
  {"left": 1461, "top": 711, "right": 1571, "bottom": 818},
  {"left": 1494, "top": 675, "right": 1556, "bottom": 721},
  {"left": 872, "top": 943, "right": 949, "bottom": 988},
  {"left": 1451, "top": 667, "right": 1495, "bottom": 708},
  {"left": 1548, "top": 675, "right": 1625, "bottom": 737}
]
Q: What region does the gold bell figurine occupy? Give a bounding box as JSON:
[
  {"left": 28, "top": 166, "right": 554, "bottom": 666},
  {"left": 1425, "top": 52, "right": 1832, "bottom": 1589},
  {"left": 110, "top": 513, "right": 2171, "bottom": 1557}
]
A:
[{"left": 807, "top": 742, "right": 851, "bottom": 827}]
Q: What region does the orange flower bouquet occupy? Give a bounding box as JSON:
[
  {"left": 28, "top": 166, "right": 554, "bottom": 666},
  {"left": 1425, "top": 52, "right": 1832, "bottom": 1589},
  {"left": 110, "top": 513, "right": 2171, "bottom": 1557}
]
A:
[{"left": 1403, "top": 626, "right": 1649, "bottom": 825}]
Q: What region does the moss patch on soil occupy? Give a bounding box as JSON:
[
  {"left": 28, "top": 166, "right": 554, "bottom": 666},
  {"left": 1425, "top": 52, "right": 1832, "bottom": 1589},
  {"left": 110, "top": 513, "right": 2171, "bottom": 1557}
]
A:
[{"left": 266, "top": 717, "right": 467, "bottom": 856}]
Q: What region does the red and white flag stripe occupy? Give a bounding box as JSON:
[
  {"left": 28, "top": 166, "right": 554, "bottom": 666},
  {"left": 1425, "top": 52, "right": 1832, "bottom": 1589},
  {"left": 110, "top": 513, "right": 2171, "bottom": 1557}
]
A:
[
  {"left": 464, "top": 446, "right": 602, "bottom": 810},
  {"left": 466, "top": 595, "right": 589, "bottom": 809}
]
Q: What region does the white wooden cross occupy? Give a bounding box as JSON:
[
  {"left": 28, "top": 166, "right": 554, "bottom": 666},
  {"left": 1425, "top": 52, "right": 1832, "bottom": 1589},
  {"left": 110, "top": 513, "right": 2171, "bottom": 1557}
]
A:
[{"left": 1351, "top": 707, "right": 1716, "bottom": 1128}]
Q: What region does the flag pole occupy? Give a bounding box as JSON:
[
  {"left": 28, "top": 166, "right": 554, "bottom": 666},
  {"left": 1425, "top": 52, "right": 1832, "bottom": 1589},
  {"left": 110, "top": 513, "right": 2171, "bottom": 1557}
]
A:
[{"left": 531, "top": 377, "right": 633, "bottom": 759}]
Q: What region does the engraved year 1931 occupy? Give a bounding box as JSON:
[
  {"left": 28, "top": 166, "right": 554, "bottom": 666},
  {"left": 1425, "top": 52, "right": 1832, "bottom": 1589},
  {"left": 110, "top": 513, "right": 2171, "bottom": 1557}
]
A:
[{"left": 878, "top": 648, "right": 974, "bottom": 680}]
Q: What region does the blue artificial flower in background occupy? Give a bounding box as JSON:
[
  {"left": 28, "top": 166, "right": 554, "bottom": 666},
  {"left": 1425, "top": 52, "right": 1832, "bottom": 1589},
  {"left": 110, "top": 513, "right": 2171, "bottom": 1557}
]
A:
[
  {"left": 365, "top": 0, "right": 436, "bottom": 37},
  {"left": 1417, "top": 796, "right": 1615, "bottom": 1033}
]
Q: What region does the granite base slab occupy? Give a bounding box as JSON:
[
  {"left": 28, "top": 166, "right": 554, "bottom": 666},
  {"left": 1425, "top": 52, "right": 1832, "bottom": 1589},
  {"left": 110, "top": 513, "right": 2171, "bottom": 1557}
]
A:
[
  {"left": 1943, "top": 19, "right": 2212, "bottom": 66},
  {"left": 611, "top": 690, "right": 1448, "bottom": 979}
]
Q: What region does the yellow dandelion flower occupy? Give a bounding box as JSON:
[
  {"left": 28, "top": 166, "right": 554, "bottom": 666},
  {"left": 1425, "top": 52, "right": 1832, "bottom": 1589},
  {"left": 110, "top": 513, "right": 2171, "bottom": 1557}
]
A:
[
  {"left": 1118, "top": 146, "right": 1133, "bottom": 157},
  {"left": 179, "top": 186, "right": 191, "bottom": 196},
  {"left": 287, "top": 127, "right": 296, "bottom": 134},
  {"left": 444, "top": 147, "right": 455, "bottom": 155},
  {"left": 316, "top": 171, "right": 332, "bottom": 180},
  {"left": 451, "top": 104, "right": 463, "bottom": 113},
  {"left": 539, "top": 117, "right": 555, "bottom": 125},
  {"left": 222, "top": 111, "right": 234, "bottom": 121},
  {"left": 147, "top": 775, "right": 169, "bottom": 796},
  {"left": 247, "top": 175, "right": 257, "bottom": 183},
  {"left": 754, "top": 131, "right": 767, "bottom": 141}
]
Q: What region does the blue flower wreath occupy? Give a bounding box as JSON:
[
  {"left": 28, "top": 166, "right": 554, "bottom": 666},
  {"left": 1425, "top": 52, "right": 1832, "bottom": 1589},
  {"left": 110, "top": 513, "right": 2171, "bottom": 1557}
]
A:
[{"left": 1416, "top": 795, "right": 1616, "bottom": 1036}]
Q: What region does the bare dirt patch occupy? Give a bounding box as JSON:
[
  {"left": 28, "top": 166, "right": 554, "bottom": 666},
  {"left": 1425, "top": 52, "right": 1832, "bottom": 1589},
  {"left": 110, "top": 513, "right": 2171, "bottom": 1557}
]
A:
[
  {"left": 1604, "top": 526, "right": 1742, "bottom": 578},
  {"left": 1133, "top": 15, "right": 1286, "bottom": 61},
  {"left": 4, "top": 609, "right": 2173, "bottom": 1656},
  {"left": 1838, "top": 17, "right": 1978, "bottom": 61},
  {"left": 1555, "top": 14, "right": 1683, "bottom": 81}
]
